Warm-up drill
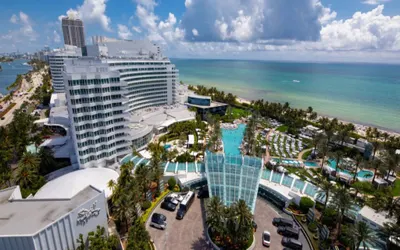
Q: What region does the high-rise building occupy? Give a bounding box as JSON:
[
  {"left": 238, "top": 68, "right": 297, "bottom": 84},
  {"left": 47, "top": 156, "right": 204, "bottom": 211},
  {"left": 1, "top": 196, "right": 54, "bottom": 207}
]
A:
[
  {"left": 49, "top": 45, "right": 82, "bottom": 93},
  {"left": 62, "top": 17, "right": 86, "bottom": 48},
  {"left": 63, "top": 58, "right": 131, "bottom": 168}
]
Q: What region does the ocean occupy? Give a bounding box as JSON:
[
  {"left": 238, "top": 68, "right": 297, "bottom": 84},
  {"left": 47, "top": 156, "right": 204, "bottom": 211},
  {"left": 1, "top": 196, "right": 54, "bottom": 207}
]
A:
[
  {"left": 172, "top": 59, "right": 400, "bottom": 133},
  {"left": 0, "top": 59, "right": 32, "bottom": 95}
]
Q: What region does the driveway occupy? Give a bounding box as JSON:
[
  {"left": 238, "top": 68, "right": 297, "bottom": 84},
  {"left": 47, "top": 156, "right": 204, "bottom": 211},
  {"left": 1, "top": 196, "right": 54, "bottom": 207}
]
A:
[{"left": 147, "top": 196, "right": 210, "bottom": 250}]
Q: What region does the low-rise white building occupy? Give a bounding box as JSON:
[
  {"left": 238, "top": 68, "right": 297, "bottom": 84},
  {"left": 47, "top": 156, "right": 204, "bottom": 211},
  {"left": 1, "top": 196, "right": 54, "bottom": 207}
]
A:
[
  {"left": 0, "top": 185, "right": 108, "bottom": 250},
  {"left": 357, "top": 205, "right": 392, "bottom": 230}
]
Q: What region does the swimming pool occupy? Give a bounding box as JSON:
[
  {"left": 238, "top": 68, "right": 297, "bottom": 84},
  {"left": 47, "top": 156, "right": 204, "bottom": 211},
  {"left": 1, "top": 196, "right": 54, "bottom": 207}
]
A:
[
  {"left": 304, "top": 161, "right": 319, "bottom": 168},
  {"left": 164, "top": 144, "right": 171, "bottom": 150},
  {"left": 327, "top": 159, "right": 374, "bottom": 179},
  {"left": 222, "top": 124, "right": 246, "bottom": 155}
]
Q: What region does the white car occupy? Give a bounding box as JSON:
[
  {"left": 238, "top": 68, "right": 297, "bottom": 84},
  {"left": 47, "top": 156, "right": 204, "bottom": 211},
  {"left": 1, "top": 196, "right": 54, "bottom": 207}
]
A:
[
  {"left": 262, "top": 231, "right": 271, "bottom": 247},
  {"left": 169, "top": 193, "right": 184, "bottom": 202}
]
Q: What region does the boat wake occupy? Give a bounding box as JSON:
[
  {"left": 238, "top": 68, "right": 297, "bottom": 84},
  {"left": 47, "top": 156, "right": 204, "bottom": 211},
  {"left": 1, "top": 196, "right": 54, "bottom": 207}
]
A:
[{"left": 293, "top": 80, "right": 300, "bottom": 83}]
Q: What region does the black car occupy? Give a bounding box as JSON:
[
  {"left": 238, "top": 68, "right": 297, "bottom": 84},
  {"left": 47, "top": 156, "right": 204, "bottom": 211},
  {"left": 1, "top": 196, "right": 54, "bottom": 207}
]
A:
[
  {"left": 273, "top": 217, "right": 294, "bottom": 227},
  {"left": 150, "top": 213, "right": 167, "bottom": 230},
  {"left": 277, "top": 226, "right": 299, "bottom": 239},
  {"left": 282, "top": 237, "right": 302, "bottom": 250},
  {"left": 161, "top": 201, "right": 177, "bottom": 211},
  {"left": 153, "top": 213, "right": 166, "bottom": 221}
]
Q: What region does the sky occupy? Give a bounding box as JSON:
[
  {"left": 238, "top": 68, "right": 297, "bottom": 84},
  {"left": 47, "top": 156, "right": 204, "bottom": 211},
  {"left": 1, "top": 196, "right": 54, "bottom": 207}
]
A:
[{"left": 1, "top": 0, "right": 400, "bottom": 63}]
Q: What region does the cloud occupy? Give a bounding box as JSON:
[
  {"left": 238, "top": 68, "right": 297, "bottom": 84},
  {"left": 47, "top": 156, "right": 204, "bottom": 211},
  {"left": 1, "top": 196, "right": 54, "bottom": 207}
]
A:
[
  {"left": 362, "top": 0, "right": 390, "bottom": 5},
  {"left": 117, "top": 24, "right": 133, "bottom": 39},
  {"left": 10, "top": 14, "right": 18, "bottom": 24},
  {"left": 192, "top": 28, "right": 199, "bottom": 36},
  {"left": 1, "top": 12, "right": 38, "bottom": 42},
  {"left": 132, "top": 26, "right": 142, "bottom": 33},
  {"left": 319, "top": 5, "right": 400, "bottom": 51},
  {"left": 182, "top": 0, "right": 329, "bottom": 42},
  {"left": 134, "top": 0, "right": 157, "bottom": 10},
  {"left": 59, "top": 0, "right": 111, "bottom": 31},
  {"left": 53, "top": 30, "right": 61, "bottom": 43}
]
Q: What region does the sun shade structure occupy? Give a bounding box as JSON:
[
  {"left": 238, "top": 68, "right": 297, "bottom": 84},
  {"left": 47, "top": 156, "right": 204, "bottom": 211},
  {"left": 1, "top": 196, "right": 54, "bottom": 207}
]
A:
[{"left": 205, "top": 152, "right": 263, "bottom": 213}]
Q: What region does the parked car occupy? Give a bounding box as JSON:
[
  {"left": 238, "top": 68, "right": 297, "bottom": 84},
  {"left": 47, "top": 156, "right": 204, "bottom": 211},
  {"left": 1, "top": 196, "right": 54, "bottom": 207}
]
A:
[
  {"left": 169, "top": 193, "right": 184, "bottom": 202},
  {"left": 273, "top": 217, "right": 294, "bottom": 227},
  {"left": 153, "top": 213, "right": 166, "bottom": 221},
  {"left": 277, "top": 226, "right": 299, "bottom": 239},
  {"left": 164, "top": 196, "right": 179, "bottom": 205},
  {"left": 262, "top": 231, "right": 271, "bottom": 247},
  {"left": 281, "top": 237, "right": 302, "bottom": 250},
  {"left": 150, "top": 213, "right": 167, "bottom": 230},
  {"left": 161, "top": 201, "right": 177, "bottom": 211},
  {"left": 252, "top": 220, "right": 258, "bottom": 232}
]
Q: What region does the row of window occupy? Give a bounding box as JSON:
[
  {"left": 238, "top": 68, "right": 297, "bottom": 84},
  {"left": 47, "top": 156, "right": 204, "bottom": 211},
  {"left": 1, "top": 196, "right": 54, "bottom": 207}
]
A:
[
  {"left": 68, "top": 78, "right": 120, "bottom": 86},
  {"left": 126, "top": 86, "right": 167, "bottom": 96},
  {"left": 79, "top": 145, "right": 129, "bottom": 165},
  {"left": 130, "top": 98, "right": 168, "bottom": 111},
  {"left": 76, "top": 127, "right": 125, "bottom": 140},
  {"left": 119, "top": 67, "right": 167, "bottom": 73},
  {"left": 72, "top": 103, "right": 123, "bottom": 114},
  {"left": 128, "top": 95, "right": 167, "bottom": 105},
  {"left": 128, "top": 91, "right": 167, "bottom": 100},
  {"left": 69, "top": 86, "right": 121, "bottom": 96},
  {"left": 120, "top": 71, "right": 176, "bottom": 79},
  {"left": 126, "top": 81, "right": 167, "bottom": 91},
  {"left": 109, "top": 62, "right": 171, "bottom": 67},
  {"left": 126, "top": 83, "right": 166, "bottom": 93},
  {"left": 70, "top": 95, "right": 122, "bottom": 105},
  {"left": 78, "top": 138, "right": 125, "bottom": 156},
  {"left": 73, "top": 110, "right": 123, "bottom": 123},
  {"left": 75, "top": 118, "right": 125, "bottom": 132}
]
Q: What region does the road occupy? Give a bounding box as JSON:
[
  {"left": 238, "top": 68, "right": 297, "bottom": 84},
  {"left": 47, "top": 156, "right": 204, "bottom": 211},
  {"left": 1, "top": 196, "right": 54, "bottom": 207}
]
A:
[{"left": 0, "top": 69, "right": 44, "bottom": 127}]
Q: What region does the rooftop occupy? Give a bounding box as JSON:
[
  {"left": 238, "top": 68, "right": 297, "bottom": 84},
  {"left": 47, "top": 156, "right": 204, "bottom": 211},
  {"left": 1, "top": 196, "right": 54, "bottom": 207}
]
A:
[
  {"left": 358, "top": 205, "right": 393, "bottom": 227},
  {"left": 0, "top": 185, "right": 101, "bottom": 236},
  {"left": 34, "top": 168, "right": 119, "bottom": 199},
  {"left": 185, "top": 101, "right": 228, "bottom": 109}
]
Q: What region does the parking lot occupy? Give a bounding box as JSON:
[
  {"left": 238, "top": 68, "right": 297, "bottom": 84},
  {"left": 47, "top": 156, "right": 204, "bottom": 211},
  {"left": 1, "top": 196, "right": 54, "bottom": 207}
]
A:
[
  {"left": 147, "top": 195, "right": 209, "bottom": 250},
  {"left": 147, "top": 194, "right": 311, "bottom": 250}
]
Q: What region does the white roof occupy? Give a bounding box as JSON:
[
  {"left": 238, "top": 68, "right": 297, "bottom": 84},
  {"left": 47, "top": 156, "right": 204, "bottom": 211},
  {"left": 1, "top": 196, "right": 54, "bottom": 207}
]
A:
[
  {"left": 34, "top": 168, "right": 119, "bottom": 199},
  {"left": 358, "top": 206, "right": 392, "bottom": 228}
]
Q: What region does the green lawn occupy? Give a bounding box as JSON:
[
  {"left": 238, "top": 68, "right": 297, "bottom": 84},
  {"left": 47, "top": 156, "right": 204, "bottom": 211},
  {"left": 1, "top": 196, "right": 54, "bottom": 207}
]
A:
[
  {"left": 231, "top": 107, "right": 250, "bottom": 119},
  {"left": 276, "top": 125, "right": 288, "bottom": 133},
  {"left": 392, "top": 179, "right": 400, "bottom": 196}
]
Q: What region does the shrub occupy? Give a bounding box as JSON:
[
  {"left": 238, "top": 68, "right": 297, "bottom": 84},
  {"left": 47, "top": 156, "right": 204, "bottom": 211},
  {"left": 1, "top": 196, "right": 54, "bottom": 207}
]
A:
[
  {"left": 299, "top": 197, "right": 315, "bottom": 213},
  {"left": 168, "top": 177, "right": 176, "bottom": 190},
  {"left": 321, "top": 207, "right": 337, "bottom": 228},
  {"left": 308, "top": 221, "right": 318, "bottom": 233},
  {"left": 141, "top": 200, "right": 151, "bottom": 211}
]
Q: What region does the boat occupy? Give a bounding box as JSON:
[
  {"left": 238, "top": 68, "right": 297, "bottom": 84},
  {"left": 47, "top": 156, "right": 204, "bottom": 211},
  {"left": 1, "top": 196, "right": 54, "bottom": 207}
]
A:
[{"left": 292, "top": 80, "right": 300, "bottom": 83}]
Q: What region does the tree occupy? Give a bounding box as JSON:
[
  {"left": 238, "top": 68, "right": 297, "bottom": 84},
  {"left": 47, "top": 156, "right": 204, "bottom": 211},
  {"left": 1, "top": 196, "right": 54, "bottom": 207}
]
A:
[
  {"left": 76, "top": 226, "right": 119, "bottom": 250},
  {"left": 328, "top": 150, "right": 345, "bottom": 179},
  {"left": 38, "top": 147, "right": 57, "bottom": 175},
  {"left": 167, "top": 177, "right": 176, "bottom": 190},
  {"left": 299, "top": 197, "right": 315, "bottom": 213},
  {"left": 206, "top": 196, "right": 225, "bottom": 237},
  {"left": 127, "top": 219, "right": 151, "bottom": 250},
  {"left": 235, "top": 199, "right": 253, "bottom": 244},
  {"left": 370, "top": 158, "right": 382, "bottom": 183},
  {"left": 354, "top": 221, "right": 377, "bottom": 250},
  {"left": 317, "top": 179, "right": 335, "bottom": 210},
  {"left": 15, "top": 152, "right": 40, "bottom": 188},
  {"left": 330, "top": 186, "right": 353, "bottom": 239},
  {"left": 135, "top": 163, "right": 151, "bottom": 200}
]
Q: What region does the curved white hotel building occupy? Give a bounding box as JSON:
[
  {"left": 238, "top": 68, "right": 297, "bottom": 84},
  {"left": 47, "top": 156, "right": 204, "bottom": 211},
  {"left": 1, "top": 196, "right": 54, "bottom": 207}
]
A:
[{"left": 64, "top": 39, "right": 180, "bottom": 168}]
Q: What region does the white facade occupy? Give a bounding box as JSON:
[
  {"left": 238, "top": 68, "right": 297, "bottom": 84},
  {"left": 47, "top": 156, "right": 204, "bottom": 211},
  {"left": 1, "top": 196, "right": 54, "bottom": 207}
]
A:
[
  {"left": 0, "top": 186, "right": 108, "bottom": 250},
  {"left": 64, "top": 58, "right": 131, "bottom": 168},
  {"left": 49, "top": 45, "right": 82, "bottom": 93},
  {"left": 86, "top": 40, "right": 179, "bottom": 112}
]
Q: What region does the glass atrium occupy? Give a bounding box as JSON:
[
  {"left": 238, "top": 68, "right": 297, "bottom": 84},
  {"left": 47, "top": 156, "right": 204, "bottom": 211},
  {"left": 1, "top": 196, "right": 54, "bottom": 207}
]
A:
[{"left": 205, "top": 152, "right": 263, "bottom": 213}]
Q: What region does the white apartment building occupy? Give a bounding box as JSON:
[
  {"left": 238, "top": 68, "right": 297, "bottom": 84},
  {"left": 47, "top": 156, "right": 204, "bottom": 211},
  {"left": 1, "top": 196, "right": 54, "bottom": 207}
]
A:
[
  {"left": 63, "top": 58, "right": 131, "bottom": 168},
  {"left": 49, "top": 45, "right": 82, "bottom": 93}
]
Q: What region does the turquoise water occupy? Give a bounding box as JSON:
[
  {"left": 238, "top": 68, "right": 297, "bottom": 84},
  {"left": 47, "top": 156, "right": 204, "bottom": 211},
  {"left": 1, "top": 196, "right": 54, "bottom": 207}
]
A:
[
  {"left": 172, "top": 59, "right": 400, "bottom": 132},
  {"left": 222, "top": 124, "right": 246, "bottom": 155},
  {"left": 328, "top": 159, "right": 374, "bottom": 179},
  {"left": 304, "top": 161, "right": 319, "bottom": 167},
  {"left": 0, "top": 59, "right": 32, "bottom": 94}
]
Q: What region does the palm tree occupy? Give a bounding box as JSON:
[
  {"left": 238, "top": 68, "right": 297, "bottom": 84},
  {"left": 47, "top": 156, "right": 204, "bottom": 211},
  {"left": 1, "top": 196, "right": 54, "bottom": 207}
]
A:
[
  {"left": 206, "top": 196, "right": 225, "bottom": 237},
  {"left": 318, "top": 179, "right": 335, "bottom": 210},
  {"left": 353, "top": 154, "right": 364, "bottom": 182},
  {"left": 331, "top": 186, "right": 353, "bottom": 239},
  {"left": 328, "top": 150, "right": 345, "bottom": 178},
  {"left": 318, "top": 140, "right": 329, "bottom": 173},
  {"left": 370, "top": 158, "right": 382, "bottom": 183},
  {"left": 354, "top": 221, "right": 377, "bottom": 250},
  {"left": 135, "top": 163, "right": 151, "bottom": 200},
  {"left": 235, "top": 199, "right": 253, "bottom": 243},
  {"left": 382, "top": 149, "right": 400, "bottom": 180},
  {"left": 311, "top": 133, "right": 325, "bottom": 153},
  {"left": 16, "top": 163, "right": 39, "bottom": 189}
]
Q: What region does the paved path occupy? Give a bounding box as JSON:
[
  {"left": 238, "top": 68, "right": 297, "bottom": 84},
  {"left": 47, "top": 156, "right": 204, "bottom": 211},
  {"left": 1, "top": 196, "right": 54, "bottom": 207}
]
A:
[{"left": 297, "top": 148, "right": 312, "bottom": 161}]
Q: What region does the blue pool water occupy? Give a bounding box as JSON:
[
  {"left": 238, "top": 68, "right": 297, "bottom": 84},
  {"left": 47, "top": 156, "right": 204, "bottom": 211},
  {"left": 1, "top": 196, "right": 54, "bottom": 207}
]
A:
[
  {"left": 328, "top": 159, "right": 374, "bottom": 179},
  {"left": 304, "top": 161, "right": 319, "bottom": 168},
  {"left": 222, "top": 124, "right": 246, "bottom": 155},
  {"left": 164, "top": 144, "right": 171, "bottom": 150}
]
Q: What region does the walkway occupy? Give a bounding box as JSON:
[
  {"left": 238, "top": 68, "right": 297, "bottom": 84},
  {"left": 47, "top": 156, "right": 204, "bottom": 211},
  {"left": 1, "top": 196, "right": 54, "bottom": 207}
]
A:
[
  {"left": 264, "top": 129, "right": 274, "bottom": 164},
  {"left": 297, "top": 148, "right": 312, "bottom": 161}
]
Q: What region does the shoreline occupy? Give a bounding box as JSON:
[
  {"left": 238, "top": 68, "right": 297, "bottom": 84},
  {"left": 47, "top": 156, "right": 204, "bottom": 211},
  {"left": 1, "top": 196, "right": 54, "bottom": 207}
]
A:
[
  {"left": 234, "top": 95, "right": 400, "bottom": 137},
  {"left": 0, "top": 59, "right": 32, "bottom": 96}
]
